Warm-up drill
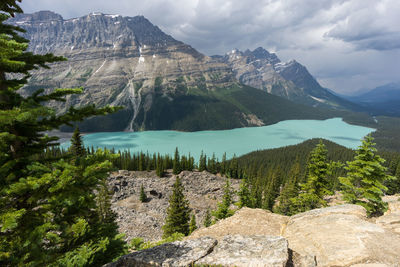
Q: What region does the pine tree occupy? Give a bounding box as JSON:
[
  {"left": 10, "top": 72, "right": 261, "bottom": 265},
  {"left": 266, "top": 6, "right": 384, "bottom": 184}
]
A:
[
  {"left": 288, "top": 141, "right": 334, "bottom": 214},
  {"left": 340, "top": 135, "right": 395, "bottom": 216},
  {"left": 70, "top": 126, "right": 86, "bottom": 157},
  {"left": 189, "top": 214, "right": 197, "bottom": 234},
  {"left": 221, "top": 152, "right": 227, "bottom": 175},
  {"left": 262, "top": 167, "right": 282, "bottom": 210},
  {"left": 162, "top": 177, "right": 191, "bottom": 237},
  {"left": 198, "top": 151, "right": 207, "bottom": 172},
  {"left": 139, "top": 184, "right": 147, "bottom": 202},
  {"left": 213, "top": 179, "right": 235, "bottom": 220},
  {"left": 0, "top": 3, "right": 125, "bottom": 265},
  {"left": 203, "top": 208, "right": 212, "bottom": 227},
  {"left": 302, "top": 141, "right": 331, "bottom": 199},
  {"left": 237, "top": 177, "right": 254, "bottom": 208},
  {"left": 172, "top": 147, "right": 181, "bottom": 174},
  {"left": 274, "top": 162, "right": 301, "bottom": 215}
]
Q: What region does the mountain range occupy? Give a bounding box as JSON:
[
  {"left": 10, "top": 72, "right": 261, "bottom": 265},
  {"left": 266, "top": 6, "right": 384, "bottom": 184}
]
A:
[
  {"left": 343, "top": 83, "right": 400, "bottom": 116},
  {"left": 9, "top": 11, "right": 360, "bottom": 131}
]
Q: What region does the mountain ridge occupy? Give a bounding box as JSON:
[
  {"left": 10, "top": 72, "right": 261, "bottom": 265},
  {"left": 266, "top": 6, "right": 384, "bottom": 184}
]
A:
[{"left": 9, "top": 11, "right": 357, "bottom": 132}]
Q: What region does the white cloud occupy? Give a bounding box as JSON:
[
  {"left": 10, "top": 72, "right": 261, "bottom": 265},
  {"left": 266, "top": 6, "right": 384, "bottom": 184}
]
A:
[{"left": 20, "top": 0, "right": 400, "bottom": 93}]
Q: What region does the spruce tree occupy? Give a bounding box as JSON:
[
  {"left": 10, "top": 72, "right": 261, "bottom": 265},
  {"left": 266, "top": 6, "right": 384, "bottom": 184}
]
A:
[
  {"left": 172, "top": 147, "right": 181, "bottom": 174},
  {"left": 139, "top": 184, "right": 147, "bottom": 203},
  {"left": 162, "top": 177, "right": 191, "bottom": 237},
  {"left": 262, "top": 167, "right": 282, "bottom": 210},
  {"left": 288, "top": 141, "right": 338, "bottom": 214},
  {"left": 198, "top": 151, "right": 207, "bottom": 172},
  {"left": 274, "top": 162, "right": 301, "bottom": 215},
  {"left": 203, "top": 208, "right": 212, "bottom": 227},
  {"left": 70, "top": 126, "right": 86, "bottom": 157},
  {"left": 189, "top": 214, "right": 197, "bottom": 234},
  {"left": 340, "top": 135, "right": 395, "bottom": 216},
  {"left": 213, "top": 179, "right": 234, "bottom": 220},
  {"left": 302, "top": 141, "right": 331, "bottom": 199},
  {"left": 237, "top": 177, "right": 254, "bottom": 208},
  {"left": 0, "top": 2, "right": 125, "bottom": 265}
]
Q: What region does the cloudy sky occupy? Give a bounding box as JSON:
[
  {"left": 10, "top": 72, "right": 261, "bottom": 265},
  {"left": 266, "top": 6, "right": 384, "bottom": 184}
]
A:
[{"left": 20, "top": 0, "right": 400, "bottom": 95}]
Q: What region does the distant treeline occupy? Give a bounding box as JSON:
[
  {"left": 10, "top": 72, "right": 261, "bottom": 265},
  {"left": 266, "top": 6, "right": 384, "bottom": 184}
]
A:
[{"left": 43, "top": 138, "right": 400, "bottom": 208}]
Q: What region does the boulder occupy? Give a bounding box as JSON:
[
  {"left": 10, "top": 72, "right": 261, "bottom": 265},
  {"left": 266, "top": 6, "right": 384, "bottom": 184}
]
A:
[
  {"left": 197, "top": 235, "right": 289, "bottom": 267},
  {"left": 283, "top": 204, "right": 400, "bottom": 266},
  {"left": 104, "top": 236, "right": 217, "bottom": 267},
  {"left": 188, "top": 207, "right": 289, "bottom": 240}
]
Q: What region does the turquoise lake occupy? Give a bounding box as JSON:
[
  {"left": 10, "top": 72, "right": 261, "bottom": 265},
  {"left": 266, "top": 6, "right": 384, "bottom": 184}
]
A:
[{"left": 62, "top": 118, "right": 375, "bottom": 160}]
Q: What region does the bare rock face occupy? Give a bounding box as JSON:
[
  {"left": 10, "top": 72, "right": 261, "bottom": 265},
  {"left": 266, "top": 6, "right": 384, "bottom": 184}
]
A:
[
  {"left": 105, "top": 235, "right": 289, "bottom": 267},
  {"left": 282, "top": 204, "right": 400, "bottom": 266},
  {"left": 220, "top": 48, "right": 354, "bottom": 110},
  {"left": 197, "top": 235, "right": 289, "bottom": 267},
  {"left": 187, "top": 207, "right": 288, "bottom": 240},
  {"left": 8, "top": 11, "right": 236, "bottom": 131},
  {"left": 104, "top": 236, "right": 217, "bottom": 267},
  {"left": 376, "top": 195, "right": 400, "bottom": 233}
]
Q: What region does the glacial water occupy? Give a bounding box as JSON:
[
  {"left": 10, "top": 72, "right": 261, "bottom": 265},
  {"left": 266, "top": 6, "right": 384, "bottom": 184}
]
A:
[{"left": 61, "top": 118, "right": 374, "bottom": 160}]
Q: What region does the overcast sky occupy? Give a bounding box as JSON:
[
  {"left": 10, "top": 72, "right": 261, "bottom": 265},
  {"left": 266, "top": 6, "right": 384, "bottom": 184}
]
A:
[{"left": 20, "top": 0, "right": 400, "bottom": 95}]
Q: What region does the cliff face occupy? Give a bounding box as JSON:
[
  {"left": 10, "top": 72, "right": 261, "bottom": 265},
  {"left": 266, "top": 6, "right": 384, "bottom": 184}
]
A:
[
  {"left": 220, "top": 47, "right": 359, "bottom": 110},
  {"left": 10, "top": 11, "right": 236, "bottom": 131}
]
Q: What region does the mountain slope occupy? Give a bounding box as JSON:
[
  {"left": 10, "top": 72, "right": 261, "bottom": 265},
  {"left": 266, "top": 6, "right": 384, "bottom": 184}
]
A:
[
  {"left": 219, "top": 47, "right": 361, "bottom": 111},
  {"left": 9, "top": 11, "right": 336, "bottom": 131},
  {"left": 344, "top": 83, "right": 400, "bottom": 116}
]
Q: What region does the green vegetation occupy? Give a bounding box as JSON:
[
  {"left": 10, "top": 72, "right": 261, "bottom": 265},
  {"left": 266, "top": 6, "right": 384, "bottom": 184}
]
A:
[
  {"left": 143, "top": 84, "right": 334, "bottom": 131},
  {"left": 203, "top": 209, "right": 212, "bottom": 227},
  {"left": 212, "top": 179, "right": 235, "bottom": 220},
  {"left": 139, "top": 184, "right": 147, "bottom": 203},
  {"left": 285, "top": 142, "right": 338, "bottom": 214},
  {"left": 129, "top": 232, "right": 184, "bottom": 251},
  {"left": 77, "top": 68, "right": 93, "bottom": 82},
  {"left": 237, "top": 177, "right": 254, "bottom": 208},
  {"left": 189, "top": 214, "right": 198, "bottom": 234},
  {"left": 0, "top": 2, "right": 126, "bottom": 265},
  {"left": 340, "top": 135, "right": 395, "bottom": 216},
  {"left": 162, "top": 177, "right": 191, "bottom": 238}
]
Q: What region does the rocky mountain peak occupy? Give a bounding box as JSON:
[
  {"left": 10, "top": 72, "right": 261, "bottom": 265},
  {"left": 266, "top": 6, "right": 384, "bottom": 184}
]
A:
[
  {"left": 244, "top": 47, "right": 281, "bottom": 65},
  {"left": 13, "top": 10, "right": 63, "bottom": 22},
  {"left": 8, "top": 11, "right": 182, "bottom": 54}
]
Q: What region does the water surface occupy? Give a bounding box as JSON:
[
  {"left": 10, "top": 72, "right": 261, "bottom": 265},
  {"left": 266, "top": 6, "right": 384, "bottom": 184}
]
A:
[{"left": 62, "top": 118, "right": 374, "bottom": 160}]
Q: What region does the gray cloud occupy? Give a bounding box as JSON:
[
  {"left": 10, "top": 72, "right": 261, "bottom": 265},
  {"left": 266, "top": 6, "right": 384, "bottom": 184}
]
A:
[
  {"left": 325, "top": 0, "right": 400, "bottom": 50},
  {"left": 20, "top": 0, "right": 400, "bottom": 94}
]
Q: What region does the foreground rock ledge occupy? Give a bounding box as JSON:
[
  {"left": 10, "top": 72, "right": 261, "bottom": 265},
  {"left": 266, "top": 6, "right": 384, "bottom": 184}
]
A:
[
  {"left": 106, "top": 203, "right": 400, "bottom": 267},
  {"left": 105, "top": 236, "right": 217, "bottom": 267},
  {"left": 105, "top": 235, "right": 288, "bottom": 267}
]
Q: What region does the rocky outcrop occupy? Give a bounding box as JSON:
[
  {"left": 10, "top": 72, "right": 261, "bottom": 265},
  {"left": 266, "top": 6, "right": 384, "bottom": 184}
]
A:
[
  {"left": 376, "top": 195, "right": 400, "bottom": 233},
  {"left": 282, "top": 204, "right": 400, "bottom": 266},
  {"left": 105, "top": 235, "right": 289, "bottom": 267},
  {"left": 197, "top": 235, "right": 289, "bottom": 267},
  {"left": 105, "top": 236, "right": 217, "bottom": 267},
  {"left": 187, "top": 207, "right": 288, "bottom": 240},
  {"left": 106, "top": 195, "right": 400, "bottom": 267},
  {"left": 109, "top": 170, "right": 240, "bottom": 242}
]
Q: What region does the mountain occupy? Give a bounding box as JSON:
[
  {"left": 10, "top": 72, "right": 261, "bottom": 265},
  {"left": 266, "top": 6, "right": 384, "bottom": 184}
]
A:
[
  {"left": 219, "top": 47, "right": 360, "bottom": 110},
  {"left": 345, "top": 83, "right": 400, "bottom": 116},
  {"left": 9, "top": 11, "right": 340, "bottom": 131}
]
